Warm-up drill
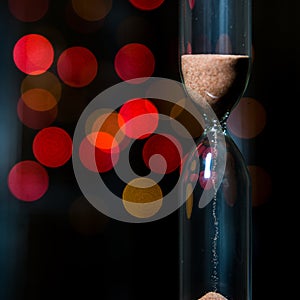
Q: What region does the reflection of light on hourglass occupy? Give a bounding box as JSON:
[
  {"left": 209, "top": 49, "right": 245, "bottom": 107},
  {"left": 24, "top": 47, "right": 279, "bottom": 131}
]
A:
[
  {"left": 114, "top": 43, "right": 155, "bottom": 83},
  {"left": 204, "top": 152, "right": 212, "bottom": 179},
  {"left": 13, "top": 34, "right": 54, "bottom": 75},
  {"left": 9, "top": 0, "right": 49, "bottom": 22},
  {"left": 227, "top": 97, "right": 267, "bottom": 139},
  {"left": 188, "top": 0, "right": 195, "bottom": 9}
]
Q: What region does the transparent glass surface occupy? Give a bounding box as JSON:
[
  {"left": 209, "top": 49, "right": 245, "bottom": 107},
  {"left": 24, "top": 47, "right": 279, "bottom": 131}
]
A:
[
  {"left": 179, "top": 0, "right": 252, "bottom": 299},
  {"left": 179, "top": 132, "right": 252, "bottom": 300}
]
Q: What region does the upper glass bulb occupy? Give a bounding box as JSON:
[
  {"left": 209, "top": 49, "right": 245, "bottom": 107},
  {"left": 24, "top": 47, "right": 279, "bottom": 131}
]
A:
[{"left": 179, "top": 0, "right": 252, "bottom": 123}]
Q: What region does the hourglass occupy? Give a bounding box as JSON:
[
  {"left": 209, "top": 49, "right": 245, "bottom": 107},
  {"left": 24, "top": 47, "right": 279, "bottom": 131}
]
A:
[{"left": 179, "top": 0, "right": 252, "bottom": 300}]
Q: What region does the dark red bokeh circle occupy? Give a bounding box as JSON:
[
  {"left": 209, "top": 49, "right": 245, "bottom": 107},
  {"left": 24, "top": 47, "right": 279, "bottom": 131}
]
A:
[
  {"left": 57, "top": 46, "right": 98, "bottom": 87},
  {"left": 142, "top": 134, "right": 182, "bottom": 174},
  {"left": 33, "top": 126, "right": 73, "bottom": 168},
  {"left": 114, "top": 43, "right": 155, "bottom": 82},
  {"left": 129, "top": 0, "right": 164, "bottom": 11},
  {"left": 9, "top": 0, "right": 49, "bottom": 22}
]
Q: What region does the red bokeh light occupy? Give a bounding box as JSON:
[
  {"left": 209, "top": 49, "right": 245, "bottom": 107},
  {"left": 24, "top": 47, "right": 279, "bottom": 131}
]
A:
[
  {"left": 57, "top": 46, "right": 98, "bottom": 87},
  {"left": 8, "top": 160, "right": 49, "bottom": 202},
  {"left": 9, "top": 0, "right": 49, "bottom": 22},
  {"left": 79, "top": 132, "right": 119, "bottom": 173},
  {"left": 13, "top": 34, "right": 54, "bottom": 75},
  {"left": 129, "top": 0, "right": 164, "bottom": 11},
  {"left": 33, "top": 127, "right": 73, "bottom": 168},
  {"left": 118, "top": 98, "right": 158, "bottom": 139},
  {"left": 189, "top": 0, "right": 195, "bottom": 9},
  {"left": 17, "top": 97, "right": 57, "bottom": 129},
  {"left": 142, "top": 134, "right": 182, "bottom": 174},
  {"left": 114, "top": 43, "right": 155, "bottom": 82}
]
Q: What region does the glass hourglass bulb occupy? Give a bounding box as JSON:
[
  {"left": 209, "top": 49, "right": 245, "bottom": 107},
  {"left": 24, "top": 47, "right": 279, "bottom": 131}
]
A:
[
  {"left": 178, "top": 1, "right": 252, "bottom": 300},
  {"left": 179, "top": 0, "right": 252, "bottom": 124}
]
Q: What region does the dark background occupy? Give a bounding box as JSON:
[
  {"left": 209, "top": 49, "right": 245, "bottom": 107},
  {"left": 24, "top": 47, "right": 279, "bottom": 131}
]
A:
[{"left": 0, "top": 0, "right": 296, "bottom": 299}]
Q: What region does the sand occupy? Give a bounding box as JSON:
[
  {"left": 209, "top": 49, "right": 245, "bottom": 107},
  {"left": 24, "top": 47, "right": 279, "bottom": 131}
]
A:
[
  {"left": 181, "top": 54, "right": 250, "bottom": 119},
  {"left": 198, "top": 291, "right": 228, "bottom": 300}
]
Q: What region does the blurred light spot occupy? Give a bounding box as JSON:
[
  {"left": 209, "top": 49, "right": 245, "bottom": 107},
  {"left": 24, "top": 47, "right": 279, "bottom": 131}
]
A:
[
  {"left": 85, "top": 109, "right": 127, "bottom": 149},
  {"left": 57, "top": 46, "right": 98, "bottom": 87},
  {"left": 8, "top": 160, "right": 49, "bottom": 202},
  {"left": 227, "top": 97, "right": 267, "bottom": 139},
  {"left": 129, "top": 0, "right": 164, "bottom": 10},
  {"left": 92, "top": 111, "right": 123, "bottom": 136},
  {"left": 186, "top": 42, "right": 192, "bottom": 54},
  {"left": 248, "top": 165, "right": 272, "bottom": 207},
  {"left": 185, "top": 183, "right": 193, "bottom": 219},
  {"left": 33, "top": 127, "right": 73, "bottom": 168},
  {"left": 13, "top": 34, "right": 54, "bottom": 75},
  {"left": 190, "top": 159, "right": 197, "bottom": 171},
  {"left": 142, "top": 134, "right": 182, "bottom": 174},
  {"left": 21, "top": 72, "right": 62, "bottom": 103},
  {"left": 122, "top": 177, "right": 163, "bottom": 218},
  {"left": 94, "top": 131, "right": 119, "bottom": 152},
  {"left": 216, "top": 34, "right": 232, "bottom": 54},
  {"left": 199, "top": 170, "right": 217, "bottom": 190},
  {"left": 79, "top": 132, "right": 119, "bottom": 173},
  {"left": 21, "top": 88, "right": 57, "bottom": 111},
  {"left": 114, "top": 43, "right": 155, "bottom": 83},
  {"left": 189, "top": 0, "right": 195, "bottom": 9},
  {"left": 65, "top": 1, "right": 104, "bottom": 33},
  {"left": 197, "top": 143, "right": 207, "bottom": 156},
  {"left": 69, "top": 196, "right": 109, "bottom": 235},
  {"left": 9, "top": 0, "right": 49, "bottom": 22},
  {"left": 71, "top": 0, "right": 112, "bottom": 21},
  {"left": 118, "top": 98, "right": 159, "bottom": 139},
  {"left": 17, "top": 97, "right": 57, "bottom": 129}
]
